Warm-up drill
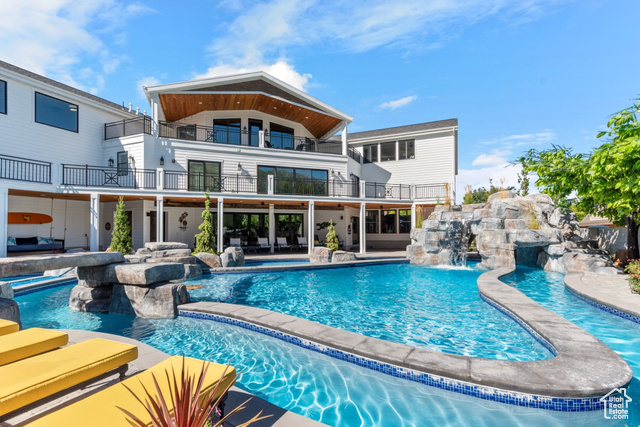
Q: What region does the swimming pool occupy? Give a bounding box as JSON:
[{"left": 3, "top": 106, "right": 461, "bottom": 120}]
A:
[
  {"left": 187, "top": 263, "right": 551, "bottom": 361},
  {"left": 14, "top": 280, "right": 616, "bottom": 427},
  {"left": 244, "top": 259, "right": 310, "bottom": 267},
  {"left": 14, "top": 265, "right": 640, "bottom": 426}
]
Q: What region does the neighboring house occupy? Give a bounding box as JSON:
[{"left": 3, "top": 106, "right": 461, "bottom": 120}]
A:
[{"left": 0, "top": 60, "right": 458, "bottom": 256}]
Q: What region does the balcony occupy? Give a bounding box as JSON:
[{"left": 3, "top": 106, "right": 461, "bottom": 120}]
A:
[
  {"left": 62, "top": 164, "right": 156, "bottom": 189},
  {"left": 0, "top": 154, "right": 51, "bottom": 184},
  {"left": 104, "top": 116, "right": 152, "bottom": 139}
]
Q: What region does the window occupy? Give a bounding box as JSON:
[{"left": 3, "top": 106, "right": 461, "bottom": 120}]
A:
[
  {"left": 269, "top": 123, "right": 294, "bottom": 149},
  {"left": 188, "top": 160, "right": 221, "bottom": 192},
  {"left": 380, "top": 141, "right": 396, "bottom": 162},
  {"left": 276, "top": 214, "right": 303, "bottom": 243},
  {"left": 366, "top": 210, "right": 379, "bottom": 234},
  {"left": 0, "top": 80, "right": 6, "bottom": 114},
  {"left": 223, "top": 213, "right": 269, "bottom": 247},
  {"left": 117, "top": 151, "right": 128, "bottom": 176},
  {"left": 363, "top": 144, "right": 378, "bottom": 163},
  {"left": 248, "top": 119, "right": 262, "bottom": 147},
  {"left": 258, "top": 166, "right": 327, "bottom": 196},
  {"left": 399, "top": 139, "right": 415, "bottom": 160},
  {"left": 381, "top": 210, "right": 397, "bottom": 233},
  {"left": 35, "top": 92, "right": 78, "bottom": 132},
  {"left": 399, "top": 209, "right": 412, "bottom": 233},
  {"left": 213, "top": 119, "right": 241, "bottom": 144}
]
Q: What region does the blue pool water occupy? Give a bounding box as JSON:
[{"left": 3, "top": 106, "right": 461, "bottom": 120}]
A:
[
  {"left": 187, "top": 263, "right": 551, "bottom": 361},
  {"left": 14, "top": 264, "right": 640, "bottom": 426},
  {"left": 245, "top": 259, "right": 310, "bottom": 267}
]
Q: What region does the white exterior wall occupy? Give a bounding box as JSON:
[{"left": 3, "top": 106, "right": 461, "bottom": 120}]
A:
[
  {"left": 0, "top": 69, "right": 131, "bottom": 167},
  {"left": 354, "top": 130, "right": 456, "bottom": 186}
]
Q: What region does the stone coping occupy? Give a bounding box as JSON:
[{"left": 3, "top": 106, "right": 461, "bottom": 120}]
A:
[
  {"left": 209, "top": 258, "right": 409, "bottom": 274},
  {"left": 564, "top": 273, "right": 640, "bottom": 322},
  {"left": 178, "top": 267, "right": 633, "bottom": 407}
]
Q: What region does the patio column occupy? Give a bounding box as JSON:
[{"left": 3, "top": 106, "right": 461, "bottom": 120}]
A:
[
  {"left": 217, "top": 198, "right": 224, "bottom": 253},
  {"left": 308, "top": 201, "right": 315, "bottom": 255},
  {"left": 156, "top": 195, "right": 164, "bottom": 243},
  {"left": 341, "top": 123, "right": 348, "bottom": 156},
  {"left": 268, "top": 204, "right": 275, "bottom": 253},
  {"left": 411, "top": 202, "right": 417, "bottom": 230},
  {"left": 89, "top": 193, "right": 100, "bottom": 252},
  {"left": 359, "top": 201, "right": 366, "bottom": 254},
  {"left": 0, "top": 187, "right": 8, "bottom": 258}
]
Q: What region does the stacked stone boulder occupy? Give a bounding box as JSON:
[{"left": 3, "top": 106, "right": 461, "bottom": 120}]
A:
[
  {"left": 309, "top": 247, "right": 358, "bottom": 263},
  {"left": 126, "top": 242, "right": 202, "bottom": 280},
  {"left": 408, "top": 191, "right": 621, "bottom": 274},
  {"left": 70, "top": 262, "right": 190, "bottom": 318}
]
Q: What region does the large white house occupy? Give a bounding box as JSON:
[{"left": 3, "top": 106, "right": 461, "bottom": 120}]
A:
[{"left": 0, "top": 60, "right": 458, "bottom": 257}]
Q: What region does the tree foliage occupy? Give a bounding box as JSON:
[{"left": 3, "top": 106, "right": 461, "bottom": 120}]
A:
[
  {"left": 519, "top": 99, "right": 640, "bottom": 259},
  {"left": 462, "top": 179, "right": 514, "bottom": 205},
  {"left": 110, "top": 196, "right": 133, "bottom": 254},
  {"left": 193, "top": 192, "right": 216, "bottom": 254},
  {"left": 325, "top": 220, "right": 339, "bottom": 252}
]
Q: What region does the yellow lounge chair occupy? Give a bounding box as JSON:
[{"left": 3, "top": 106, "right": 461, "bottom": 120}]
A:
[
  {"left": 0, "top": 338, "right": 138, "bottom": 418},
  {"left": 0, "top": 328, "right": 68, "bottom": 366},
  {"left": 25, "top": 356, "right": 237, "bottom": 427},
  {"left": 0, "top": 319, "right": 19, "bottom": 336}
]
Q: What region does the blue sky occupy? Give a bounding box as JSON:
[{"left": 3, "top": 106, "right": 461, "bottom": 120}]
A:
[{"left": 1, "top": 1, "right": 638, "bottom": 201}]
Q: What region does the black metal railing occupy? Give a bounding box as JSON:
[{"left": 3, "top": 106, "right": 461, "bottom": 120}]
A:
[
  {"left": 104, "top": 116, "right": 152, "bottom": 139},
  {"left": 164, "top": 171, "right": 257, "bottom": 193},
  {"left": 414, "top": 183, "right": 449, "bottom": 200},
  {"left": 365, "top": 182, "right": 411, "bottom": 199},
  {"left": 0, "top": 154, "right": 51, "bottom": 184},
  {"left": 348, "top": 146, "right": 363, "bottom": 163},
  {"left": 159, "top": 122, "right": 260, "bottom": 146},
  {"left": 330, "top": 179, "right": 360, "bottom": 197},
  {"left": 62, "top": 164, "right": 156, "bottom": 189}
]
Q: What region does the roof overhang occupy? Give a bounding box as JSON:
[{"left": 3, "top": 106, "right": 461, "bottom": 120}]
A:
[{"left": 144, "top": 72, "right": 353, "bottom": 139}]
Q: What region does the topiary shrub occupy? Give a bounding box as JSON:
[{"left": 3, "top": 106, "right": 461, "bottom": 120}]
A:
[
  {"left": 193, "top": 192, "right": 217, "bottom": 255},
  {"left": 110, "top": 196, "right": 133, "bottom": 254},
  {"left": 325, "top": 220, "right": 339, "bottom": 252}
]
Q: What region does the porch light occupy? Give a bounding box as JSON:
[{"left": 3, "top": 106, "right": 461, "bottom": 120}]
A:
[
  {"left": 237, "top": 163, "right": 242, "bottom": 172},
  {"left": 108, "top": 158, "right": 114, "bottom": 167},
  {"left": 160, "top": 156, "right": 164, "bottom": 166}
]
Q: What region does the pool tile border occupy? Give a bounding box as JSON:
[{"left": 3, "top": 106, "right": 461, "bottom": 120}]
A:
[
  {"left": 13, "top": 278, "right": 77, "bottom": 296},
  {"left": 565, "top": 286, "right": 640, "bottom": 325},
  {"left": 179, "top": 308, "right": 603, "bottom": 412}
]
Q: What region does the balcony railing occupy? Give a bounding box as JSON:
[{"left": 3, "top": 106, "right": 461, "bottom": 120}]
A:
[
  {"left": 348, "top": 146, "right": 363, "bottom": 163},
  {"left": 415, "top": 183, "right": 449, "bottom": 200},
  {"left": 365, "top": 182, "right": 411, "bottom": 199},
  {"left": 62, "top": 164, "right": 156, "bottom": 189},
  {"left": 0, "top": 154, "right": 51, "bottom": 184},
  {"left": 164, "top": 172, "right": 257, "bottom": 193},
  {"left": 104, "top": 116, "right": 152, "bottom": 140}
]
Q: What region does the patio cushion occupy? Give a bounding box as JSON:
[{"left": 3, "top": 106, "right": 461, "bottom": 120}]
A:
[
  {"left": 0, "top": 319, "right": 19, "bottom": 337},
  {"left": 0, "top": 328, "right": 68, "bottom": 366},
  {"left": 25, "top": 356, "right": 236, "bottom": 427},
  {"left": 0, "top": 338, "right": 138, "bottom": 416}
]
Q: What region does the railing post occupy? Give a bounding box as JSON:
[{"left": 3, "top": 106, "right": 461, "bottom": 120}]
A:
[
  {"left": 85, "top": 164, "right": 89, "bottom": 187},
  {"left": 51, "top": 163, "right": 61, "bottom": 186},
  {"left": 236, "top": 174, "right": 239, "bottom": 193},
  {"left": 259, "top": 130, "right": 265, "bottom": 148},
  {"left": 268, "top": 175, "right": 274, "bottom": 195},
  {"left": 157, "top": 168, "right": 164, "bottom": 191},
  {"left": 411, "top": 184, "right": 415, "bottom": 201},
  {"left": 360, "top": 181, "right": 366, "bottom": 199}
]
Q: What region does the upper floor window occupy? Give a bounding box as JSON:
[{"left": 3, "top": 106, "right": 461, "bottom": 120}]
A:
[
  {"left": 380, "top": 141, "right": 396, "bottom": 162},
  {"left": 117, "top": 151, "right": 128, "bottom": 176},
  {"left": 188, "top": 160, "right": 221, "bottom": 192},
  {"left": 0, "top": 80, "right": 6, "bottom": 114},
  {"left": 35, "top": 92, "right": 78, "bottom": 132},
  {"left": 399, "top": 139, "right": 415, "bottom": 160},
  {"left": 363, "top": 144, "right": 378, "bottom": 163},
  {"left": 213, "top": 118, "right": 241, "bottom": 144},
  {"left": 257, "top": 165, "right": 327, "bottom": 196},
  {"left": 268, "top": 123, "right": 294, "bottom": 149}
]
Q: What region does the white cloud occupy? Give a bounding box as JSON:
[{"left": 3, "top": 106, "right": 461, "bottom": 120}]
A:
[
  {"left": 379, "top": 95, "right": 417, "bottom": 110},
  {"left": 203, "top": 0, "right": 571, "bottom": 93},
  {"left": 456, "top": 162, "right": 526, "bottom": 203},
  {"left": 479, "top": 131, "right": 557, "bottom": 147},
  {"left": 194, "top": 60, "right": 311, "bottom": 92},
  {"left": 471, "top": 148, "right": 512, "bottom": 166},
  {"left": 0, "top": 1, "right": 150, "bottom": 94}
]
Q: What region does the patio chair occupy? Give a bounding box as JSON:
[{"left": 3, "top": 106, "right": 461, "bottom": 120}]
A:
[
  {"left": 258, "top": 237, "right": 270, "bottom": 253},
  {"left": 229, "top": 238, "right": 242, "bottom": 247},
  {"left": 297, "top": 237, "right": 308, "bottom": 252},
  {"left": 277, "top": 237, "right": 292, "bottom": 252},
  {"left": 24, "top": 356, "right": 237, "bottom": 427}
]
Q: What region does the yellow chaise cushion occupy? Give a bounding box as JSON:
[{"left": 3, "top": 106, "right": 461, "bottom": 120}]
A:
[
  {"left": 0, "top": 338, "right": 138, "bottom": 417},
  {"left": 0, "top": 319, "right": 19, "bottom": 336},
  {"left": 0, "top": 328, "right": 68, "bottom": 366},
  {"left": 25, "top": 356, "right": 237, "bottom": 427}
]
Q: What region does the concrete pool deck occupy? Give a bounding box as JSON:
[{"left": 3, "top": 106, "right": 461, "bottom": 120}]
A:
[
  {"left": 1, "top": 329, "right": 326, "bottom": 427},
  {"left": 564, "top": 272, "right": 640, "bottom": 320},
  {"left": 179, "top": 267, "right": 634, "bottom": 411}
]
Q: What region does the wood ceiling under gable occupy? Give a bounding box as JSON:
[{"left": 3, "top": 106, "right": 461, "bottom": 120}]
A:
[{"left": 158, "top": 81, "right": 343, "bottom": 139}]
